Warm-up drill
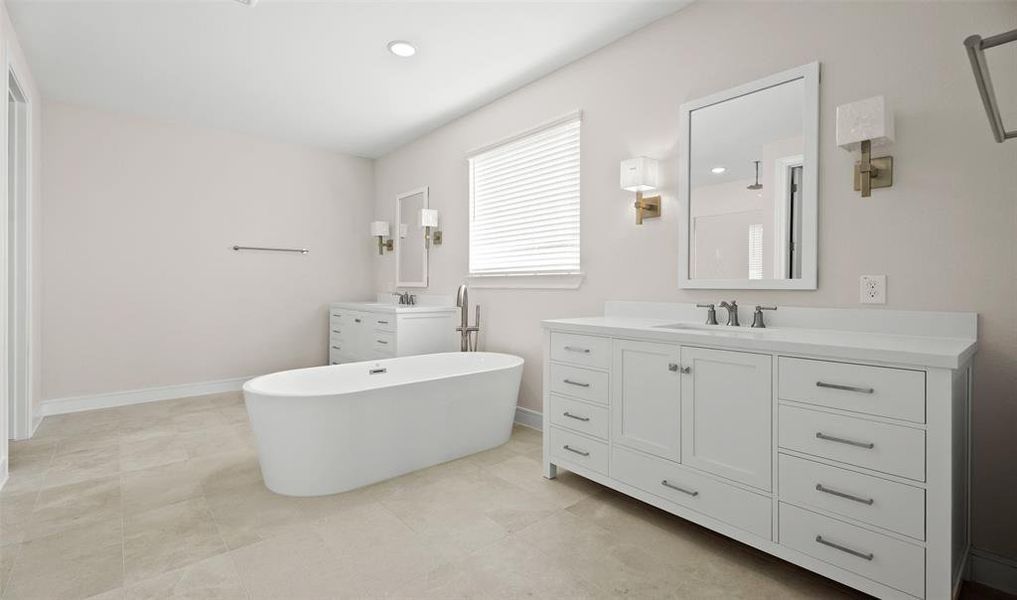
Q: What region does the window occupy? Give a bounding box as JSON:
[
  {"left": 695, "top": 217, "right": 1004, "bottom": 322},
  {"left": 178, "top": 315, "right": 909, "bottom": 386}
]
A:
[{"left": 468, "top": 115, "right": 581, "bottom": 283}]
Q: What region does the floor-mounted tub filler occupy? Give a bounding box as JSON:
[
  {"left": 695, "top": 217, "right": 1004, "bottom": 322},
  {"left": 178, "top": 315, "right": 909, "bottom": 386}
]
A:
[{"left": 243, "top": 352, "right": 524, "bottom": 496}]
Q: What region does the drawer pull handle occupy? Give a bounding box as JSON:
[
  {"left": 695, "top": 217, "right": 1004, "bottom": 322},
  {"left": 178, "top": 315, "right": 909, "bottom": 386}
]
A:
[
  {"left": 661, "top": 480, "right": 699, "bottom": 497},
  {"left": 563, "top": 379, "right": 590, "bottom": 388},
  {"left": 376, "top": 340, "right": 389, "bottom": 344},
  {"left": 564, "top": 346, "right": 591, "bottom": 354},
  {"left": 378, "top": 320, "right": 389, "bottom": 324},
  {"left": 332, "top": 329, "right": 342, "bottom": 334},
  {"left": 563, "top": 411, "right": 590, "bottom": 422},
  {"left": 563, "top": 444, "right": 590, "bottom": 457},
  {"left": 815, "top": 535, "right": 874, "bottom": 561},
  {"left": 816, "top": 381, "right": 874, "bottom": 394},
  {"left": 816, "top": 483, "right": 875, "bottom": 505},
  {"left": 815, "top": 432, "right": 875, "bottom": 449},
  {"left": 354, "top": 318, "right": 362, "bottom": 323},
  {"left": 331, "top": 345, "right": 341, "bottom": 350},
  {"left": 369, "top": 367, "right": 387, "bottom": 375}
]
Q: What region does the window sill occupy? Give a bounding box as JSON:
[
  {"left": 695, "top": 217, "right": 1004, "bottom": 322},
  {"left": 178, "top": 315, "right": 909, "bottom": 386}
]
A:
[{"left": 466, "top": 273, "right": 585, "bottom": 290}]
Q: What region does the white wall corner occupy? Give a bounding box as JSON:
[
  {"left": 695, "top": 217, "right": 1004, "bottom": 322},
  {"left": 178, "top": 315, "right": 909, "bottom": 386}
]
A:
[
  {"left": 968, "top": 548, "right": 1017, "bottom": 596},
  {"left": 514, "top": 406, "right": 542, "bottom": 431},
  {"left": 40, "top": 376, "right": 252, "bottom": 417}
]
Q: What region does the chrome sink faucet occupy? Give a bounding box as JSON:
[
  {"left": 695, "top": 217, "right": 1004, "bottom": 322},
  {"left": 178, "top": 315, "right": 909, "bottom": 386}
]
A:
[
  {"left": 392, "top": 291, "right": 416, "bottom": 305},
  {"left": 718, "top": 300, "right": 740, "bottom": 326},
  {"left": 696, "top": 303, "right": 718, "bottom": 325},
  {"left": 751, "top": 305, "right": 777, "bottom": 328}
]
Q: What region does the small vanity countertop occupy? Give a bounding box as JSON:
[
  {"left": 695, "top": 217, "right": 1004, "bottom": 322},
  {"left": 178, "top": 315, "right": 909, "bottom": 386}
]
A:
[
  {"left": 330, "top": 301, "right": 458, "bottom": 315},
  {"left": 542, "top": 315, "right": 977, "bottom": 370}
]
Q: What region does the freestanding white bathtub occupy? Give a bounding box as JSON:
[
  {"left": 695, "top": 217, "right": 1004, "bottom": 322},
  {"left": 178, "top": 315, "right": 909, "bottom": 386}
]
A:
[{"left": 243, "top": 352, "right": 524, "bottom": 496}]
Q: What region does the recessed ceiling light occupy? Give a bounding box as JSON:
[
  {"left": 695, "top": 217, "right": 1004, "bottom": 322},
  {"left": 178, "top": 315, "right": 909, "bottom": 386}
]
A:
[
  {"left": 387, "top": 41, "right": 416, "bottom": 58},
  {"left": 711, "top": 166, "right": 726, "bottom": 174}
]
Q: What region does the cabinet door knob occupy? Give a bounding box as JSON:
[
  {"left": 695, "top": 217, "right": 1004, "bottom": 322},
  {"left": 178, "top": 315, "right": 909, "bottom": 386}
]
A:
[
  {"left": 668, "top": 363, "right": 678, "bottom": 372},
  {"left": 681, "top": 366, "right": 691, "bottom": 374}
]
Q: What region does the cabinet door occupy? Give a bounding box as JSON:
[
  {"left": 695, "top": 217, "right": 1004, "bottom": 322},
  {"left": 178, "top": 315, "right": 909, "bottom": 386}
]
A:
[
  {"left": 612, "top": 340, "right": 681, "bottom": 461},
  {"left": 680, "top": 347, "right": 772, "bottom": 490},
  {"left": 346, "top": 311, "right": 370, "bottom": 361}
]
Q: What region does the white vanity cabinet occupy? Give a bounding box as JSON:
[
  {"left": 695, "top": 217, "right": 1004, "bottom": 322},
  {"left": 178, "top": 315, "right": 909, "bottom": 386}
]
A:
[
  {"left": 542, "top": 302, "right": 977, "bottom": 600},
  {"left": 328, "top": 302, "right": 457, "bottom": 364}
]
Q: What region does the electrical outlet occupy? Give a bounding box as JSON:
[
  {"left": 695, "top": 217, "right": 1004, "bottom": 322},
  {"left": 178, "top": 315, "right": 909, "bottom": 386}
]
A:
[{"left": 860, "top": 275, "right": 887, "bottom": 305}]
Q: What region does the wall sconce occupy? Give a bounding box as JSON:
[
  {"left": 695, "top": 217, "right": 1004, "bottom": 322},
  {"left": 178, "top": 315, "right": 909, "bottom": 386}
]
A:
[
  {"left": 836, "top": 96, "right": 895, "bottom": 198},
  {"left": 420, "top": 208, "right": 442, "bottom": 248},
  {"left": 620, "top": 156, "right": 661, "bottom": 224},
  {"left": 370, "top": 220, "right": 393, "bottom": 255}
]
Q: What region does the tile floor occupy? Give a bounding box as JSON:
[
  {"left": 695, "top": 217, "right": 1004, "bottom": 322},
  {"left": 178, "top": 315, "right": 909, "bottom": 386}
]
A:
[{"left": 0, "top": 392, "right": 1004, "bottom": 599}]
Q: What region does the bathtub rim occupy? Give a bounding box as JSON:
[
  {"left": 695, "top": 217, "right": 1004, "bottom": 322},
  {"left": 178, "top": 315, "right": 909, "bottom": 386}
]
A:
[{"left": 242, "top": 351, "right": 524, "bottom": 398}]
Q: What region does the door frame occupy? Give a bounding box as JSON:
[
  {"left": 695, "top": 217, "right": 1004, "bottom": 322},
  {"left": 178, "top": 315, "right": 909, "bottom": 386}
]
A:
[{"left": 5, "top": 51, "right": 34, "bottom": 444}]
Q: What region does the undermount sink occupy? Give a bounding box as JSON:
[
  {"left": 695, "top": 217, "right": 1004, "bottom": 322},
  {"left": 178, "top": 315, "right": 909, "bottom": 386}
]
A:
[{"left": 653, "top": 322, "right": 774, "bottom": 334}]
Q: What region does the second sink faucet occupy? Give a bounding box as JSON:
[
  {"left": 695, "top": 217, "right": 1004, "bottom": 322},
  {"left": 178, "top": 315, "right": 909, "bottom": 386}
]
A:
[
  {"left": 718, "top": 300, "right": 740, "bottom": 327},
  {"left": 392, "top": 291, "right": 416, "bottom": 305}
]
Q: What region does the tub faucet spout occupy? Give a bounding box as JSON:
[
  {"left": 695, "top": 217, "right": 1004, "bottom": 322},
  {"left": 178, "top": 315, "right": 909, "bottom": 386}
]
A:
[{"left": 456, "top": 284, "right": 480, "bottom": 352}]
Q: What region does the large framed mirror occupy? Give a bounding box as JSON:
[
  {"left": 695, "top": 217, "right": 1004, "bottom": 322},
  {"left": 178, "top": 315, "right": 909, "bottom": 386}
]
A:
[
  {"left": 678, "top": 62, "right": 819, "bottom": 290},
  {"left": 395, "top": 186, "right": 429, "bottom": 288}
]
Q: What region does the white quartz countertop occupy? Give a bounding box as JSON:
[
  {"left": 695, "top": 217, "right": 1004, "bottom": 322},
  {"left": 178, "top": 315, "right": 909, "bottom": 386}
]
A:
[
  {"left": 542, "top": 316, "right": 977, "bottom": 370},
  {"left": 330, "top": 301, "right": 457, "bottom": 314}
]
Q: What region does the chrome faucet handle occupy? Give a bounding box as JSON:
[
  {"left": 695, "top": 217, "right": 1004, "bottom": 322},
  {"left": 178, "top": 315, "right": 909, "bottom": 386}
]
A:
[
  {"left": 751, "top": 305, "right": 777, "bottom": 328},
  {"left": 718, "top": 300, "right": 739, "bottom": 327},
  {"left": 696, "top": 303, "right": 718, "bottom": 325}
]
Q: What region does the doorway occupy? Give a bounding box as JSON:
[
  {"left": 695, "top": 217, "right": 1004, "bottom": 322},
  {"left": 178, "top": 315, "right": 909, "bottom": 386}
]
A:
[{"left": 3, "top": 65, "right": 32, "bottom": 481}]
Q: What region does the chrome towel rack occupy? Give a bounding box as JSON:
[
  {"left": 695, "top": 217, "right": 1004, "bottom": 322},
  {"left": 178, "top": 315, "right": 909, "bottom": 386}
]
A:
[
  {"left": 965, "top": 28, "right": 1017, "bottom": 143},
  {"left": 233, "top": 245, "right": 309, "bottom": 254}
]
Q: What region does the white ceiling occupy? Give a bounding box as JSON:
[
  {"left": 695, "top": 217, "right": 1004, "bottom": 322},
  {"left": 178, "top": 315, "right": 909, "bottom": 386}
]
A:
[{"left": 8, "top": 0, "right": 689, "bottom": 157}]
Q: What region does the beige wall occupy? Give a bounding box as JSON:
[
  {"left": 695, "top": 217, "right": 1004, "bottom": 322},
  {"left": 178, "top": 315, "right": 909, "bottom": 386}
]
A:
[
  {"left": 372, "top": 2, "right": 1017, "bottom": 558},
  {"left": 42, "top": 102, "right": 375, "bottom": 400}
]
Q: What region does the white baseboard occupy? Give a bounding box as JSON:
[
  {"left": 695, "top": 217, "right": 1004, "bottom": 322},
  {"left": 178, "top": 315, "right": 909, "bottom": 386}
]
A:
[
  {"left": 31, "top": 413, "right": 42, "bottom": 436},
  {"left": 969, "top": 548, "right": 1017, "bottom": 595},
  {"left": 514, "top": 406, "right": 542, "bottom": 431},
  {"left": 0, "top": 458, "right": 8, "bottom": 492},
  {"left": 39, "top": 376, "right": 251, "bottom": 417}
]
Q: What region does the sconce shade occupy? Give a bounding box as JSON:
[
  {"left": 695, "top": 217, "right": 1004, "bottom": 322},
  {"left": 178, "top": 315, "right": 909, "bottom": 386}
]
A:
[
  {"left": 370, "top": 220, "right": 390, "bottom": 237},
  {"left": 620, "top": 156, "right": 659, "bottom": 192},
  {"left": 836, "top": 96, "right": 895, "bottom": 151},
  {"left": 419, "top": 208, "right": 439, "bottom": 228}
]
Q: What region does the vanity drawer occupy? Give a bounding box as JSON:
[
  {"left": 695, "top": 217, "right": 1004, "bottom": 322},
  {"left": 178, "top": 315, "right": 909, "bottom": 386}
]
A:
[
  {"left": 549, "top": 427, "right": 608, "bottom": 475},
  {"left": 779, "top": 357, "right": 925, "bottom": 423},
  {"left": 779, "top": 454, "right": 925, "bottom": 539},
  {"left": 779, "top": 503, "right": 924, "bottom": 598},
  {"left": 779, "top": 405, "right": 925, "bottom": 481},
  {"left": 550, "top": 333, "right": 611, "bottom": 370},
  {"left": 612, "top": 446, "right": 771, "bottom": 540},
  {"left": 372, "top": 331, "right": 395, "bottom": 354},
  {"left": 549, "top": 363, "right": 609, "bottom": 405},
  {"left": 329, "top": 340, "right": 347, "bottom": 356},
  {"left": 548, "top": 395, "right": 609, "bottom": 440},
  {"left": 372, "top": 315, "right": 396, "bottom": 332}
]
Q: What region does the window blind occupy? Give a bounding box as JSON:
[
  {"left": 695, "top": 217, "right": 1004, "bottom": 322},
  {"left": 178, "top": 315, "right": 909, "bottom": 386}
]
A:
[
  {"left": 748, "top": 224, "right": 763, "bottom": 280},
  {"left": 468, "top": 117, "right": 581, "bottom": 276}
]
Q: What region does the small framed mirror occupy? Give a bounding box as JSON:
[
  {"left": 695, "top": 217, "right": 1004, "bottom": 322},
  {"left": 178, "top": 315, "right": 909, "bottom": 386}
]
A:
[
  {"left": 395, "top": 187, "right": 429, "bottom": 288},
  {"left": 678, "top": 62, "right": 819, "bottom": 290}
]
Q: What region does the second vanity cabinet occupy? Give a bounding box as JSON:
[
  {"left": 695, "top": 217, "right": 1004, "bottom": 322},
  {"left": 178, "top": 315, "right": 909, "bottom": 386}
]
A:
[
  {"left": 542, "top": 305, "right": 976, "bottom": 600},
  {"left": 328, "top": 302, "right": 457, "bottom": 364}
]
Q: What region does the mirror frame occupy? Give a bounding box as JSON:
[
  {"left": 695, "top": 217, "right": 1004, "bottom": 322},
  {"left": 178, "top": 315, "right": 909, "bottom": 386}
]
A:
[
  {"left": 678, "top": 62, "right": 819, "bottom": 290},
  {"left": 395, "top": 186, "right": 429, "bottom": 288}
]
